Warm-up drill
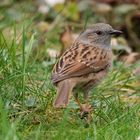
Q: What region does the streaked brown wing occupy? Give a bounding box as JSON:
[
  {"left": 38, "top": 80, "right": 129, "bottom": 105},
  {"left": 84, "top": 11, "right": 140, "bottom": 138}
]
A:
[{"left": 51, "top": 42, "right": 111, "bottom": 84}]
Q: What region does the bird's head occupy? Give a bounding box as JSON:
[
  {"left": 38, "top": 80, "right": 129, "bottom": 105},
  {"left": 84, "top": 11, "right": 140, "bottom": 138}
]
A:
[{"left": 79, "top": 23, "right": 122, "bottom": 47}]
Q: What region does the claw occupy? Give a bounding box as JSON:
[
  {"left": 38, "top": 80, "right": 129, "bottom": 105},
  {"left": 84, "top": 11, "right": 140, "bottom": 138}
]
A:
[
  {"left": 79, "top": 104, "right": 92, "bottom": 120},
  {"left": 79, "top": 111, "right": 89, "bottom": 119}
]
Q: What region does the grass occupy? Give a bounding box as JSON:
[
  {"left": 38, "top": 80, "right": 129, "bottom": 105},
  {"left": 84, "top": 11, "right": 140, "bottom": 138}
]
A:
[{"left": 0, "top": 26, "right": 140, "bottom": 140}]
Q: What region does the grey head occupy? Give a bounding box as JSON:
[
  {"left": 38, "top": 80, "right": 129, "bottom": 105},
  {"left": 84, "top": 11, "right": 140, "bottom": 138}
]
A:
[{"left": 78, "top": 23, "right": 122, "bottom": 47}]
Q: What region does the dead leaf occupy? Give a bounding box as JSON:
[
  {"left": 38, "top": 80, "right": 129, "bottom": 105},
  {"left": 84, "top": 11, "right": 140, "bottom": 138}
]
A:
[
  {"left": 60, "top": 26, "right": 78, "bottom": 53},
  {"left": 119, "top": 52, "right": 140, "bottom": 65}
]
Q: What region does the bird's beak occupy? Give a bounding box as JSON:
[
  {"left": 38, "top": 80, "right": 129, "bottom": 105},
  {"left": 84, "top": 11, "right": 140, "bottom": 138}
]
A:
[{"left": 110, "top": 30, "right": 123, "bottom": 36}]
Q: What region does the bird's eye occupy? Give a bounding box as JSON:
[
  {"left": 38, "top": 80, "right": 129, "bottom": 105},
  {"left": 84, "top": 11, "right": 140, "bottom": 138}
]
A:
[{"left": 96, "top": 31, "right": 102, "bottom": 35}]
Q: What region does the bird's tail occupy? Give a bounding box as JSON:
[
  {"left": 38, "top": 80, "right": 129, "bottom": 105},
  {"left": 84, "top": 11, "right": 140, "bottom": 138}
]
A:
[{"left": 53, "top": 80, "right": 75, "bottom": 108}]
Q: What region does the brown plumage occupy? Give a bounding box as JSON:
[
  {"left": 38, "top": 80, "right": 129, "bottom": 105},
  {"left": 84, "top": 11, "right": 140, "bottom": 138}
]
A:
[{"left": 51, "top": 23, "right": 122, "bottom": 118}]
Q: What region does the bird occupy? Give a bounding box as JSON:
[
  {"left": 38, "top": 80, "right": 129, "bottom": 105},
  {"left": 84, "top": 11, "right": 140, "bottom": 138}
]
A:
[{"left": 51, "top": 23, "right": 122, "bottom": 118}]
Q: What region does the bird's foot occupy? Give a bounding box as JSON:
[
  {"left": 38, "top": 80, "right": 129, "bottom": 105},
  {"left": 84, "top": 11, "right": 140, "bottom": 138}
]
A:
[{"left": 79, "top": 104, "right": 92, "bottom": 124}]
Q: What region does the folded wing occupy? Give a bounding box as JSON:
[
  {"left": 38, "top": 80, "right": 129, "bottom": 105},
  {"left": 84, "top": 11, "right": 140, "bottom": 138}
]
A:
[{"left": 51, "top": 42, "right": 112, "bottom": 84}]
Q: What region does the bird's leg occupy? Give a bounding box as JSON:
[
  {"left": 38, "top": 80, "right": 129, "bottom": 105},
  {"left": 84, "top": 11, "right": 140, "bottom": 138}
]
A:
[
  {"left": 73, "top": 92, "right": 89, "bottom": 119},
  {"left": 81, "top": 80, "right": 96, "bottom": 116},
  {"left": 73, "top": 92, "right": 92, "bottom": 123},
  {"left": 79, "top": 92, "right": 92, "bottom": 119},
  {"left": 73, "top": 92, "right": 82, "bottom": 108}
]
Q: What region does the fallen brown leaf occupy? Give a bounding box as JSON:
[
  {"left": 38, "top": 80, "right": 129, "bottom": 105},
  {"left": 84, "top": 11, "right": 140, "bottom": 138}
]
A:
[
  {"left": 119, "top": 52, "right": 140, "bottom": 65},
  {"left": 60, "top": 26, "right": 78, "bottom": 54}
]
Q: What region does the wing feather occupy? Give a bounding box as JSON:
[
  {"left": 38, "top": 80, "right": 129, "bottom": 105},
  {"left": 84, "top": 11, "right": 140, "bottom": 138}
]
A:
[{"left": 51, "top": 42, "right": 112, "bottom": 84}]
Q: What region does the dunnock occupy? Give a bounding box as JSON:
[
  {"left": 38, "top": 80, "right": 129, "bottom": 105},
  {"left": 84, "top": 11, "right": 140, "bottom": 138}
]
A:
[{"left": 51, "top": 23, "right": 122, "bottom": 118}]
